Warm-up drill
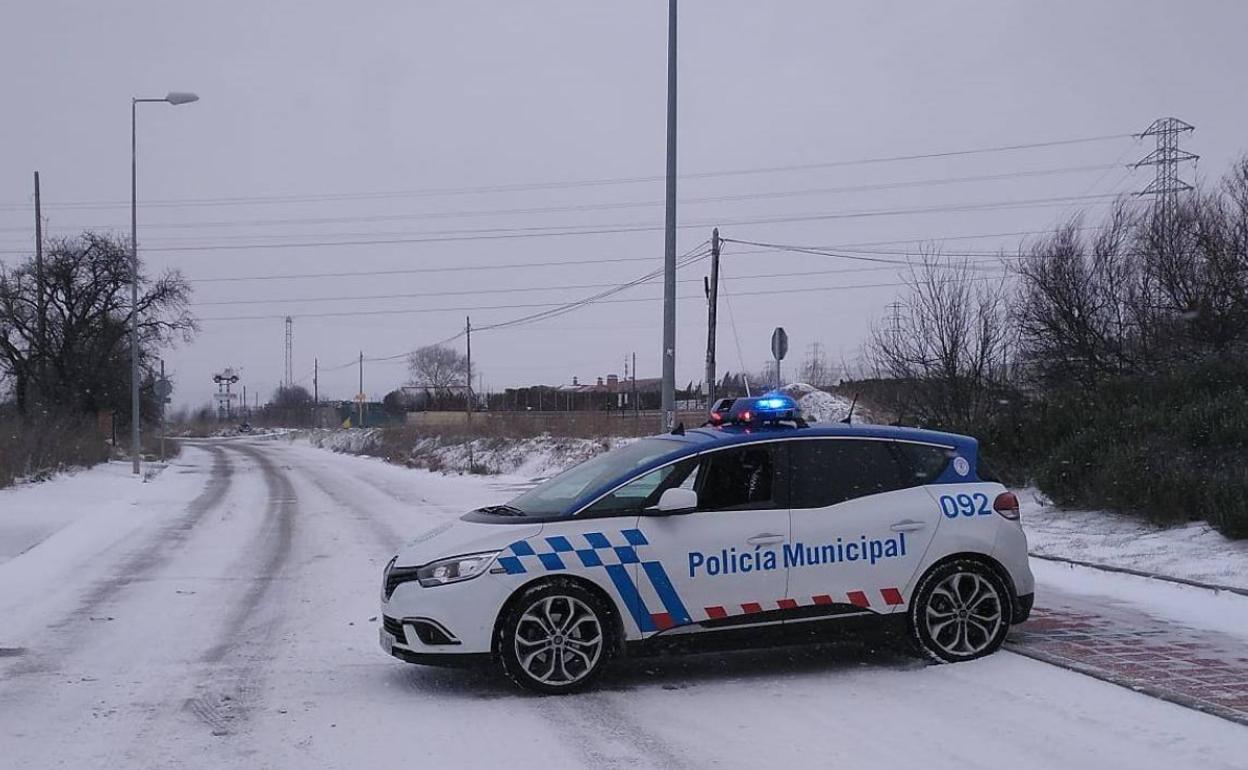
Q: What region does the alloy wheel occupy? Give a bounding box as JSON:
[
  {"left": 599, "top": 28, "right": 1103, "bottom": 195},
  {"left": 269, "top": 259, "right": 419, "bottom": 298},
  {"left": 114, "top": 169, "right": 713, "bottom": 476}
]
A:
[
  {"left": 924, "top": 571, "right": 1004, "bottom": 658},
  {"left": 513, "top": 595, "right": 604, "bottom": 687}
]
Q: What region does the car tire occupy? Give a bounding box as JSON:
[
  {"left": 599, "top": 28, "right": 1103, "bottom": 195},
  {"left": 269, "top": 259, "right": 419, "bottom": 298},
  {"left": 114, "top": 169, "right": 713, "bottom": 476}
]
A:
[
  {"left": 908, "top": 559, "right": 1011, "bottom": 663},
  {"left": 497, "top": 579, "right": 614, "bottom": 694}
]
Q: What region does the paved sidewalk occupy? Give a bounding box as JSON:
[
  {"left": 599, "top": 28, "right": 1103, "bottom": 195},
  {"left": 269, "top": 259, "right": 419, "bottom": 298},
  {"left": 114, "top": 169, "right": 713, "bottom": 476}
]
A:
[{"left": 1007, "top": 587, "right": 1248, "bottom": 726}]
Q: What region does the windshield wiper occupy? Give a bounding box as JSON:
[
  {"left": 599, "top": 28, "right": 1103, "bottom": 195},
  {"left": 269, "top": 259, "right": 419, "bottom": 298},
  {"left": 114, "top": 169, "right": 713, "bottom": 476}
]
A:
[{"left": 476, "top": 504, "right": 526, "bottom": 517}]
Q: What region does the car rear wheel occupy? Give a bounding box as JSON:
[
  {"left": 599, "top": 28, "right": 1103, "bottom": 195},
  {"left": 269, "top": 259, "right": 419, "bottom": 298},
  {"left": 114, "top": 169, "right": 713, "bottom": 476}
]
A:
[
  {"left": 497, "top": 580, "right": 612, "bottom": 694},
  {"left": 909, "top": 559, "right": 1010, "bottom": 663}
]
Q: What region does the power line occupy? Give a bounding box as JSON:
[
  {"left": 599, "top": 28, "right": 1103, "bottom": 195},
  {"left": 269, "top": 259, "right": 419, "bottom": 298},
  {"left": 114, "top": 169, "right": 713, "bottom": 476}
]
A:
[
  {"left": 176, "top": 225, "right": 1104, "bottom": 286},
  {"left": 0, "top": 192, "right": 1125, "bottom": 256},
  {"left": 0, "top": 132, "right": 1134, "bottom": 212},
  {"left": 187, "top": 255, "right": 663, "bottom": 283},
  {"left": 0, "top": 163, "right": 1119, "bottom": 234},
  {"left": 347, "top": 243, "right": 710, "bottom": 365},
  {"left": 197, "top": 273, "right": 999, "bottom": 324},
  {"left": 191, "top": 261, "right": 1009, "bottom": 308}
]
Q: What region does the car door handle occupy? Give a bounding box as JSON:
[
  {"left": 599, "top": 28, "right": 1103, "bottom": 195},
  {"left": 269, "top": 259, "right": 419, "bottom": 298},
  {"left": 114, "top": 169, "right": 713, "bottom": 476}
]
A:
[
  {"left": 747, "top": 533, "right": 786, "bottom": 545},
  {"left": 890, "top": 520, "right": 928, "bottom": 532}
]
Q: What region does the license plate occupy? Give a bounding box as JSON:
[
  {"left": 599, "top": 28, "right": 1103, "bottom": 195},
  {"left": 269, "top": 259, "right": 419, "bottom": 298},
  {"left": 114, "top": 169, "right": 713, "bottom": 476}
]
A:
[{"left": 380, "top": 628, "right": 396, "bottom": 653}]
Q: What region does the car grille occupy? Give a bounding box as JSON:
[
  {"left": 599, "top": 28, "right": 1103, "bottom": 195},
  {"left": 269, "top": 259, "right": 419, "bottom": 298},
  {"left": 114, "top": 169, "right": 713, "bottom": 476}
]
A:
[
  {"left": 384, "top": 565, "right": 421, "bottom": 599},
  {"left": 383, "top": 616, "right": 406, "bottom": 642}
]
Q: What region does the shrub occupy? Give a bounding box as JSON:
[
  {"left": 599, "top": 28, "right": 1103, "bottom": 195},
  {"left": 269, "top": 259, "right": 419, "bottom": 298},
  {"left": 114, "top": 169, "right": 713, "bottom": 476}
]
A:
[
  {"left": 0, "top": 413, "right": 109, "bottom": 488},
  {"left": 1026, "top": 358, "right": 1248, "bottom": 538}
]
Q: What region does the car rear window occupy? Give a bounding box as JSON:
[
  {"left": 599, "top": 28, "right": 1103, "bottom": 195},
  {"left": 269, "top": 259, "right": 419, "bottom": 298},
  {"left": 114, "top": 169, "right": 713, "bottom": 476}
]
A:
[{"left": 893, "top": 442, "right": 955, "bottom": 485}]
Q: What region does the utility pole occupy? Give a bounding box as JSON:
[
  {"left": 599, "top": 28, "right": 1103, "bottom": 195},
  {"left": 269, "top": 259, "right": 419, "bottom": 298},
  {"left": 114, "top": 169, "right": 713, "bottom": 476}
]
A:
[
  {"left": 660, "top": 0, "right": 678, "bottom": 432},
  {"left": 704, "top": 227, "right": 720, "bottom": 407},
  {"left": 283, "top": 316, "right": 293, "bottom": 390},
  {"left": 33, "top": 172, "right": 45, "bottom": 406},
  {"left": 313, "top": 357, "right": 319, "bottom": 427},
  {"left": 1133, "top": 117, "right": 1197, "bottom": 248},
  {"left": 357, "top": 351, "right": 365, "bottom": 428},
  {"left": 632, "top": 351, "right": 638, "bottom": 418},
  {"left": 465, "top": 316, "right": 473, "bottom": 422},
  {"left": 159, "top": 359, "right": 166, "bottom": 462}
]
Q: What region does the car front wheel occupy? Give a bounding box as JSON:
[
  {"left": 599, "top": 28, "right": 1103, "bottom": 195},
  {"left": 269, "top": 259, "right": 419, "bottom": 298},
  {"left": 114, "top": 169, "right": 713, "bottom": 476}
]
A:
[
  {"left": 497, "top": 580, "right": 612, "bottom": 694},
  {"left": 909, "top": 559, "right": 1011, "bottom": 663}
]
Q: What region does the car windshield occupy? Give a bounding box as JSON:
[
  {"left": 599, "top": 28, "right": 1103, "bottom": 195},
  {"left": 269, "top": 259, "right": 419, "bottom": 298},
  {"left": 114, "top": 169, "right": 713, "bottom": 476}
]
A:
[{"left": 501, "top": 438, "right": 685, "bottom": 517}]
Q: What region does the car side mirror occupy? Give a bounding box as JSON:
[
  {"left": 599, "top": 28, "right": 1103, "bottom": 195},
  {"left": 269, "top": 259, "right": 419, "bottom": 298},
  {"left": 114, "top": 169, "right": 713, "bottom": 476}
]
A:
[{"left": 646, "top": 487, "right": 698, "bottom": 515}]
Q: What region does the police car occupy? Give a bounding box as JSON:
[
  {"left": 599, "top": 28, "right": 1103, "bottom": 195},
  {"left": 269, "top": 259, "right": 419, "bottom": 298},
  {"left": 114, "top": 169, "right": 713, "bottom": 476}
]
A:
[{"left": 380, "top": 394, "right": 1034, "bottom": 693}]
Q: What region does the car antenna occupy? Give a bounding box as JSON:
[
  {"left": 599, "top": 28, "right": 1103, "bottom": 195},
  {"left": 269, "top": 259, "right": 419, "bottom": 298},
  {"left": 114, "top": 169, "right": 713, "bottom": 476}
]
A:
[
  {"left": 670, "top": 421, "right": 685, "bottom": 436},
  {"left": 840, "top": 392, "right": 859, "bottom": 424}
]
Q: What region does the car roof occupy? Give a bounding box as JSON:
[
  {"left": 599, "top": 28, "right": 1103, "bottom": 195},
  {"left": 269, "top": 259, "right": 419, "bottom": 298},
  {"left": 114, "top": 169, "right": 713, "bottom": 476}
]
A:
[{"left": 666, "top": 422, "right": 973, "bottom": 451}]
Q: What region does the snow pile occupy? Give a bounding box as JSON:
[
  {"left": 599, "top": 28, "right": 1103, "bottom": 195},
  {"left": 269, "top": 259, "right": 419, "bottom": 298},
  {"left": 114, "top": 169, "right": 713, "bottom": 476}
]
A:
[
  {"left": 777, "top": 383, "right": 870, "bottom": 424},
  {"left": 306, "top": 427, "right": 384, "bottom": 454}
]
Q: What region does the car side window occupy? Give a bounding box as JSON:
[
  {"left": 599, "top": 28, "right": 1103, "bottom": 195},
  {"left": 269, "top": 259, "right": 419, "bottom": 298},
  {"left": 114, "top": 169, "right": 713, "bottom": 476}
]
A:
[
  {"left": 788, "top": 439, "right": 908, "bottom": 509},
  {"left": 580, "top": 458, "right": 698, "bottom": 516},
  {"left": 893, "top": 442, "right": 955, "bottom": 485},
  {"left": 695, "top": 445, "right": 779, "bottom": 512}
]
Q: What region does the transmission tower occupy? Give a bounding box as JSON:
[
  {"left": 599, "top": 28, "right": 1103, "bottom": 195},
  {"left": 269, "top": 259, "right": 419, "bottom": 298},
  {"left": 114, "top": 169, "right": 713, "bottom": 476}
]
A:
[
  {"left": 888, "top": 300, "right": 904, "bottom": 344},
  {"left": 1132, "top": 117, "right": 1197, "bottom": 239},
  {"left": 284, "top": 316, "right": 293, "bottom": 389}
]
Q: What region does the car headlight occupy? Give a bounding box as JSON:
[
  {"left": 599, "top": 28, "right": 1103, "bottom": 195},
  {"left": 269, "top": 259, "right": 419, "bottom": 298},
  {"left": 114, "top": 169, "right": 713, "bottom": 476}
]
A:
[{"left": 416, "top": 551, "right": 500, "bottom": 587}]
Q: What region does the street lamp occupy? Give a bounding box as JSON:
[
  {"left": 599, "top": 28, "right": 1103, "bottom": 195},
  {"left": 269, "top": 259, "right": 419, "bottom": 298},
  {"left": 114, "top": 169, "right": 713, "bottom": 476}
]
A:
[{"left": 131, "top": 91, "right": 198, "bottom": 475}]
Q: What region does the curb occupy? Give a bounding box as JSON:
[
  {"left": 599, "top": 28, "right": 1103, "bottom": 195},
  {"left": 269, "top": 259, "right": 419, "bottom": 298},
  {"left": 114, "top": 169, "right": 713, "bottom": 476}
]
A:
[{"left": 1028, "top": 552, "right": 1248, "bottom": 598}]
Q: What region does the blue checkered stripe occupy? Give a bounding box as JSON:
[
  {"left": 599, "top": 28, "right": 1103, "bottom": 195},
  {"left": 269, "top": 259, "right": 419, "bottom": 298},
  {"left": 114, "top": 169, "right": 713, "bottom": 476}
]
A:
[
  {"left": 496, "top": 529, "right": 649, "bottom": 574},
  {"left": 496, "top": 529, "right": 690, "bottom": 634}
]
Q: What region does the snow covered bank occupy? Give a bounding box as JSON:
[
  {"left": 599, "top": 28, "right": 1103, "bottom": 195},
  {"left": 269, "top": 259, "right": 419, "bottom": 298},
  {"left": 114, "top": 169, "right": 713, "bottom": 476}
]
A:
[
  {"left": 1021, "top": 489, "right": 1248, "bottom": 592},
  {"left": 300, "top": 428, "right": 631, "bottom": 479}
]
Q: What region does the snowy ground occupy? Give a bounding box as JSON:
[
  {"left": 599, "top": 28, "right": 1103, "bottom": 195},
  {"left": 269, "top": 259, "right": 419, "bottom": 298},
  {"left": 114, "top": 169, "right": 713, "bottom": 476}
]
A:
[
  {"left": 1, "top": 439, "right": 1247, "bottom": 769},
  {"left": 1021, "top": 488, "right": 1248, "bottom": 591}
]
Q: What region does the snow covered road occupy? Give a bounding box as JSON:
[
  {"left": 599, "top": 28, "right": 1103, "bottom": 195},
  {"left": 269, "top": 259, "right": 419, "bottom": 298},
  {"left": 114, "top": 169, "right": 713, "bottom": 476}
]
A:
[{"left": 2, "top": 439, "right": 1247, "bottom": 769}]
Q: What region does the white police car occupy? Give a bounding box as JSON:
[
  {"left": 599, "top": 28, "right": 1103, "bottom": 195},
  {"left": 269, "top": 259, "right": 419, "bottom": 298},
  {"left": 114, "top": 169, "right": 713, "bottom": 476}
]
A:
[{"left": 380, "top": 395, "right": 1034, "bottom": 693}]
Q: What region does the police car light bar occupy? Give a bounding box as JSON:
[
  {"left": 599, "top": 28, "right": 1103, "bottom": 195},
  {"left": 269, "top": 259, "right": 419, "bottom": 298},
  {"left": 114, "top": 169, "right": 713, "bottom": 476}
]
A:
[{"left": 708, "top": 394, "right": 800, "bottom": 426}]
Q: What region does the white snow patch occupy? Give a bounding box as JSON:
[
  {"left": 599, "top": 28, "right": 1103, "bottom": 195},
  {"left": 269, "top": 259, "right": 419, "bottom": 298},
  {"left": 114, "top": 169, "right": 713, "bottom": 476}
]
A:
[
  {"left": 1021, "top": 488, "right": 1248, "bottom": 592},
  {"left": 778, "top": 382, "right": 871, "bottom": 423}
]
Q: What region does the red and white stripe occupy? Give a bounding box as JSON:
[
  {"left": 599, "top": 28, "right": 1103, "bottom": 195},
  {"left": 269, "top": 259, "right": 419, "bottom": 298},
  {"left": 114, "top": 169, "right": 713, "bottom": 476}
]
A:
[{"left": 703, "top": 587, "right": 904, "bottom": 621}]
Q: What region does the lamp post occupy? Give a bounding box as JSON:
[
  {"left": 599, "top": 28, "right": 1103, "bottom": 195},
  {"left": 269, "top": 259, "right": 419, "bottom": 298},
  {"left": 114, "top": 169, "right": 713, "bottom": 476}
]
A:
[{"left": 131, "top": 91, "right": 198, "bottom": 475}]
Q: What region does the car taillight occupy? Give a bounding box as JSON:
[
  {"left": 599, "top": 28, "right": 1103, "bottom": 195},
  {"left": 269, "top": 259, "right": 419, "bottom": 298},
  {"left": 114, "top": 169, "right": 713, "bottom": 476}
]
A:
[{"left": 993, "top": 491, "right": 1021, "bottom": 521}]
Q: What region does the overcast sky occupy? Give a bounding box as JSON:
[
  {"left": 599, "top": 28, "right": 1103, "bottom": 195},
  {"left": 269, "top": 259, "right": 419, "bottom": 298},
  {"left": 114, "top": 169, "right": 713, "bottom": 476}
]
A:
[{"left": 2, "top": 1, "right": 1246, "bottom": 409}]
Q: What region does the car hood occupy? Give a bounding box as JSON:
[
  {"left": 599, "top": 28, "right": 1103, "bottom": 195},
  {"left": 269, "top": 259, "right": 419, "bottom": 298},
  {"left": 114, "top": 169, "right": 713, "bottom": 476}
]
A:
[{"left": 394, "top": 517, "right": 543, "bottom": 567}]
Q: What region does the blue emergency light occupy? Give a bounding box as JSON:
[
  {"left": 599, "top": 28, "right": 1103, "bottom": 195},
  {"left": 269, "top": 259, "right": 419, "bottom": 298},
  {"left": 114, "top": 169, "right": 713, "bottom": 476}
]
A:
[{"left": 707, "top": 394, "right": 800, "bottom": 426}]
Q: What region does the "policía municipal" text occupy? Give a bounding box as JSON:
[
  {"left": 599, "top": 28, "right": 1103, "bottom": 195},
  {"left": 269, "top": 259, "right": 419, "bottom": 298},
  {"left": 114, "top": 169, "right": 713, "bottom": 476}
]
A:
[{"left": 688, "top": 532, "right": 907, "bottom": 578}]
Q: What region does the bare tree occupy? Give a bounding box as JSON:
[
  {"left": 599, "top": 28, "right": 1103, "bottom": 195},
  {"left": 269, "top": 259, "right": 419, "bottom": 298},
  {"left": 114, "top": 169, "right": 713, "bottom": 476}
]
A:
[
  {"left": 0, "top": 233, "right": 195, "bottom": 417},
  {"left": 867, "top": 251, "right": 1014, "bottom": 430},
  {"left": 1016, "top": 161, "right": 1248, "bottom": 384},
  {"left": 798, "top": 342, "right": 837, "bottom": 387},
  {"left": 1013, "top": 207, "right": 1140, "bottom": 387},
  {"left": 271, "top": 384, "right": 312, "bottom": 408},
  {"left": 407, "top": 344, "right": 469, "bottom": 395}
]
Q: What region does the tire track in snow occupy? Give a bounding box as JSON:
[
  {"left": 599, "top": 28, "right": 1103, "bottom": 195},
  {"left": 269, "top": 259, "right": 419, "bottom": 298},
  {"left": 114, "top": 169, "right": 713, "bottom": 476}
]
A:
[
  {"left": 535, "top": 693, "right": 690, "bottom": 770},
  {"left": 181, "top": 442, "right": 297, "bottom": 738},
  {"left": 297, "top": 465, "right": 404, "bottom": 554},
  {"left": 3, "top": 445, "right": 233, "bottom": 679}
]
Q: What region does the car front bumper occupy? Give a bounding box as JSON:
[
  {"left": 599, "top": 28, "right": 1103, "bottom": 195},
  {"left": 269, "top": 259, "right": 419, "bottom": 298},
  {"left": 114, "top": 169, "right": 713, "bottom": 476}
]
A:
[{"left": 380, "top": 571, "right": 516, "bottom": 657}]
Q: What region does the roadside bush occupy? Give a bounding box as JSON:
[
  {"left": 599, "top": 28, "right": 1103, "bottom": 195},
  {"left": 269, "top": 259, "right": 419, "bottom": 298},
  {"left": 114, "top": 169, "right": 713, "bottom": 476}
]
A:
[
  {"left": 0, "top": 413, "right": 109, "bottom": 488},
  {"left": 1028, "top": 358, "right": 1248, "bottom": 538}
]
